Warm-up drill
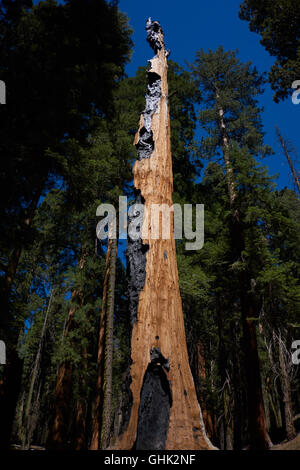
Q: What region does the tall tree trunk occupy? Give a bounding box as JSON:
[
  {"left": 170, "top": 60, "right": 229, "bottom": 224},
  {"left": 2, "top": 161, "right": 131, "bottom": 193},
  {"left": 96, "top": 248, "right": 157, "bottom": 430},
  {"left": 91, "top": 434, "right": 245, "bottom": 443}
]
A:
[
  {"left": 47, "top": 360, "right": 73, "bottom": 449},
  {"left": 90, "top": 236, "right": 117, "bottom": 449},
  {"left": 17, "top": 391, "right": 26, "bottom": 444},
  {"left": 217, "top": 102, "right": 237, "bottom": 206},
  {"left": 232, "top": 322, "right": 244, "bottom": 450},
  {"left": 113, "top": 19, "right": 215, "bottom": 450},
  {"left": 22, "top": 290, "right": 53, "bottom": 449},
  {"left": 26, "top": 380, "right": 42, "bottom": 449},
  {"left": 275, "top": 125, "right": 300, "bottom": 195},
  {"left": 217, "top": 98, "right": 271, "bottom": 449},
  {"left": 47, "top": 253, "right": 86, "bottom": 449},
  {"left": 193, "top": 340, "right": 218, "bottom": 445},
  {"left": 194, "top": 342, "right": 215, "bottom": 440},
  {"left": 216, "top": 304, "right": 233, "bottom": 449},
  {"left": 74, "top": 399, "right": 87, "bottom": 450},
  {"left": 277, "top": 330, "right": 296, "bottom": 441},
  {"left": 224, "top": 382, "right": 234, "bottom": 450},
  {"left": 240, "top": 296, "right": 272, "bottom": 449},
  {"left": 101, "top": 237, "right": 117, "bottom": 449},
  {"left": 265, "top": 330, "right": 283, "bottom": 433},
  {"left": 74, "top": 349, "right": 88, "bottom": 451}
]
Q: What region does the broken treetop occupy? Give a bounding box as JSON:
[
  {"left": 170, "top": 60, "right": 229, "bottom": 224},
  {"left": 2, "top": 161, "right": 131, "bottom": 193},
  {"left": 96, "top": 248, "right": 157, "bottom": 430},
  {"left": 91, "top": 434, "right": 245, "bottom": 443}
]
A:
[{"left": 146, "top": 18, "right": 170, "bottom": 56}]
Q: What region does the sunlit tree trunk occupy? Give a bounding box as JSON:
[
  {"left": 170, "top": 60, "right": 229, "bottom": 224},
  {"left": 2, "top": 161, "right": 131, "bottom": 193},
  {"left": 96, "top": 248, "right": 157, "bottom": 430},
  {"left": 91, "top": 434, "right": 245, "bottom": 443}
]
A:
[{"left": 112, "top": 19, "right": 215, "bottom": 450}]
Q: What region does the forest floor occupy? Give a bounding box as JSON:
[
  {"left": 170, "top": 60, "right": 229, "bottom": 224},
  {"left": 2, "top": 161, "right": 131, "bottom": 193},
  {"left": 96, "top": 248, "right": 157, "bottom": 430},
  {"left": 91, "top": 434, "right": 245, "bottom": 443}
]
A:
[
  {"left": 271, "top": 433, "right": 300, "bottom": 450},
  {"left": 10, "top": 433, "right": 300, "bottom": 451}
]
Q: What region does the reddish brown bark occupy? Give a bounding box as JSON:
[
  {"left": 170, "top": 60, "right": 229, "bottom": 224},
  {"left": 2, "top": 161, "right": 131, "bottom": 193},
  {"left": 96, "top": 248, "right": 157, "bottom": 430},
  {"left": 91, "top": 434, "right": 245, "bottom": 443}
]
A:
[
  {"left": 46, "top": 300, "right": 76, "bottom": 449},
  {"left": 194, "top": 342, "right": 217, "bottom": 442},
  {"left": 112, "top": 20, "right": 215, "bottom": 451},
  {"left": 47, "top": 360, "right": 73, "bottom": 449},
  {"left": 47, "top": 253, "right": 87, "bottom": 449},
  {"left": 74, "top": 398, "right": 87, "bottom": 450}
]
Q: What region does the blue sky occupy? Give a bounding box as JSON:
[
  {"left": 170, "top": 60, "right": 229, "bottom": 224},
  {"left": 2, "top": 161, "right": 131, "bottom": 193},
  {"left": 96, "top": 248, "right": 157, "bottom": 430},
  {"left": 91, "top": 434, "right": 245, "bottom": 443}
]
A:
[{"left": 119, "top": 0, "right": 300, "bottom": 191}]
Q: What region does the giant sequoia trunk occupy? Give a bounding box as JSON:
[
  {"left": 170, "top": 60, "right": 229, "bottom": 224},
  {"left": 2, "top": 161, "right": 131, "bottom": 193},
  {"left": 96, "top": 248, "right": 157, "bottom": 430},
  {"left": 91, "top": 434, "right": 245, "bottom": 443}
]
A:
[{"left": 113, "top": 19, "right": 214, "bottom": 451}]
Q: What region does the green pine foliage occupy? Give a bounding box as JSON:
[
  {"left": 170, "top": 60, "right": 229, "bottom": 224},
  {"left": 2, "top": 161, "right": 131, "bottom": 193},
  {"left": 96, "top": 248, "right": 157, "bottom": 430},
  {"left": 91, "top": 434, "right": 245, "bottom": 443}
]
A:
[{"left": 239, "top": 0, "right": 300, "bottom": 102}]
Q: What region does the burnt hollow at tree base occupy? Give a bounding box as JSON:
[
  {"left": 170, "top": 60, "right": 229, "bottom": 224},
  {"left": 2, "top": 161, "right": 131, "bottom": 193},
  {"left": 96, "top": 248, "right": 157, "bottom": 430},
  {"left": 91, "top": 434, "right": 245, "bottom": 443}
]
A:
[{"left": 134, "top": 348, "right": 172, "bottom": 450}]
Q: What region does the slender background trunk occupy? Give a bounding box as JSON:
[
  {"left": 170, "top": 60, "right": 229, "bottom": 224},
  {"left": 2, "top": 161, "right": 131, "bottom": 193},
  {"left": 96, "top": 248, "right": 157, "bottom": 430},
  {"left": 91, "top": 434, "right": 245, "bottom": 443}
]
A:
[
  {"left": 275, "top": 126, "right": 300, "bottom": 195},
  {"left": 90, "top": 237, "right": 115, "bottom": 450},
  {"left": 46, "top": 252, "right": 86, "bottom": 449},
  {"left": 22, "top": 290, "right": 54, "bottom": 449},
  {"left": 101, "top": 237, "right": 117, "bottom": 449},
  {"left": 217, "top": 98, "right": 272, "bottom": 449},
  {"left": 277, "top": 331, "right": 296, "bottom": 441}
]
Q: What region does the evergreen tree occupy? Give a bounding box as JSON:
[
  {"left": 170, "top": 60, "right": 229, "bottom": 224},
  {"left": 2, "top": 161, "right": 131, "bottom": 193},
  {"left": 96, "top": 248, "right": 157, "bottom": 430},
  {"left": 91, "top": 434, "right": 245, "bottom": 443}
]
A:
[
  {"left": 0, "top": 0, "right": 133, "bottom": 448},
  {"left": 239, "top": 0, "right": 300, "bottom": 102},
  {"left": 191, "top": 46, "right": 275, "bottom": 449}
]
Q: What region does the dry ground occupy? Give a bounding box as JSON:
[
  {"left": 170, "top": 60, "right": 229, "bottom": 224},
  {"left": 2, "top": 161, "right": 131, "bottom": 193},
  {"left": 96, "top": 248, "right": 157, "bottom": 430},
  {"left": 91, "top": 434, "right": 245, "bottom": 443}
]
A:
[{"left": 271, "top": 433, "right": 300, "bottom": 450}]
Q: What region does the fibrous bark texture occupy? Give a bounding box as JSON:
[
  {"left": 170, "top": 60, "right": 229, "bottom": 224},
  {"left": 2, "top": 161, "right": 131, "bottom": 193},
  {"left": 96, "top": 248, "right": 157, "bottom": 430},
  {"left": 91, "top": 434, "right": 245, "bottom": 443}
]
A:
[
  {"left": 90, "top": 240, "right": 112, "bottom": 450},
  {"left": 114, "top": 19, "right": 215, "bottom": 451}
]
